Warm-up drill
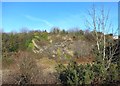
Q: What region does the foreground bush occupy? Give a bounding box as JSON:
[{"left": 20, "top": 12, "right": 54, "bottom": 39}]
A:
[
  {"left": 14, "top": 52, "right": 41, "bottom": 85},
  {"left": 56, "top": 61, "right": 119, "bottom": 85}
]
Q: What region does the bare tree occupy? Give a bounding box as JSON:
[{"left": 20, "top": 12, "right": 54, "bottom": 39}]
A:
[{"left": 85, "top": 5, "right": 119, "bottom": 70}]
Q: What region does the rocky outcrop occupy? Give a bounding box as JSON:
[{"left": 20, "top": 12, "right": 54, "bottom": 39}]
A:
[{"left": 32, "top": 36, "right": 94, "bottom": 59}]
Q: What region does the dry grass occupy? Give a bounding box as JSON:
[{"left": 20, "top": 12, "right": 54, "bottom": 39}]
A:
[
  {"left": 2, "top": 51, "right": 95, "bottom": 84},
  {"left": 36, "top": 57, "right": 57, "bottom": 74}
]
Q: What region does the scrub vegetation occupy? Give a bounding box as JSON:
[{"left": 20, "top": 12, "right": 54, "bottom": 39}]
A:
[{"left": 2, "top": 6, "right": 120, "bottom": 85}]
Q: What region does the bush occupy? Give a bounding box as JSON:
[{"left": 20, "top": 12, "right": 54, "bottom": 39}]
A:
[
  {"left": 56, "top": 61, "right": 95, "bottom": 85},
  {"left": 2, "top": 52, "right": 15, "bottom": 68},
  {"left": 2, "top": 55, "right": 14, "bottom": 68},
  {"left": 84, "top": 32, "right": 95, "bottom": 42},
  {"left": 106, "top": 63, "right": 119, "bottom": 83},
  {"left": 16, "top": 52, "right": 41, "bottom": 85},
  {"left": 56, "top": 60, "right": 119, "bottom": 85}
]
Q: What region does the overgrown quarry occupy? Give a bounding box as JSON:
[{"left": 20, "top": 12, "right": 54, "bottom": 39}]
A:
[{"left": 2, "top": 29, "right": 120, "bottom": 85}]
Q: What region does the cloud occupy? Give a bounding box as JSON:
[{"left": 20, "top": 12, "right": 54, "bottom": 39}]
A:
[{"left": 24, "top": 15, "right": 53, "bottom": 27}]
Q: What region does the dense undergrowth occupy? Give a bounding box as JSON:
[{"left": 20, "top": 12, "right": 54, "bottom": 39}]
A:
[
  {"left": 56, "top": 59, "right": 119, "bottom": 85},
  {"left": 2, "top": 28, "right": 120, "bottom": 85}
]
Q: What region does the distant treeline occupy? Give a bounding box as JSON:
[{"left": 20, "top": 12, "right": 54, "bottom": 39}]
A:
[{"left": 2, "top": 27, "right": 118, "bottom": 53}]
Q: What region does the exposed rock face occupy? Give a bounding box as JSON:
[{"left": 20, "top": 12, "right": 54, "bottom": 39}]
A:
[
  {"left": 32, "top": 36, "right": 94, "bottom": 59},
  {"left": 49, "top": 40, "right": 53, "bottom": 44}
]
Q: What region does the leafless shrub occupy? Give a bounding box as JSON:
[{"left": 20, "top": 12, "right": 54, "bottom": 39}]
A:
[{"left": 15, "top": 52, "right": 42, "bottom": 85}]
